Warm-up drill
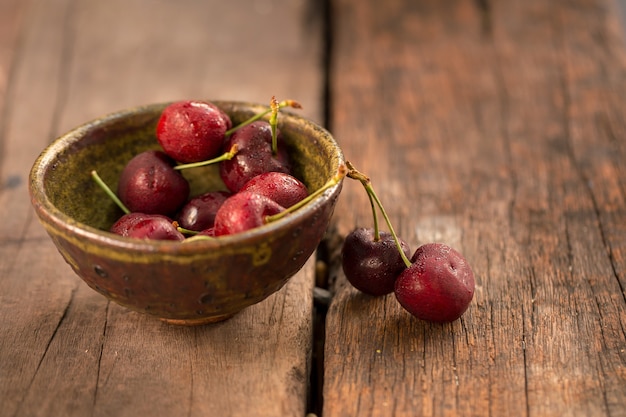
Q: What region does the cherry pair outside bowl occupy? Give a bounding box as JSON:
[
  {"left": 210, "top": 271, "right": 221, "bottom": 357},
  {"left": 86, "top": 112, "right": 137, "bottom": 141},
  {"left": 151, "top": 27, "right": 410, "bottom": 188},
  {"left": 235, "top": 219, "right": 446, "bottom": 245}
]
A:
[{"left": 28, "top": 101, "right": 344, "bottom": 325}]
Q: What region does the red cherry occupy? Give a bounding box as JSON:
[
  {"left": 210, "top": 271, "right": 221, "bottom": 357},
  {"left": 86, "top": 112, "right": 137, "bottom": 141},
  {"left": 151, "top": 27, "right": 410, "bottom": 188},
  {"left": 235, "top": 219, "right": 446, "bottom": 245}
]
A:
[
  {"left": 342, "top": 227, "right": 411, "bottom": 296},
  {"left": 239, "top": 172, "right": 308, "bottom": 208},
  {"left": 213, "top": 191, "right": 285, "bottom": 236},
  {"left": 117, "top": 150, "right": 190, "bottom": 216},
  {"left": 175, "top": 190, "right": 232, "bottom": 231},
  {"left": 109, "top": 212, "right": 148, "bottom": 236},
  {"left": 110, "top": 213, "right": 185, "bottom": 241},
  {"left": 156, "top": 100, "right": 231, "bottom": 163},
  {"left": 394, "top": 243, "right": 475, "bottom": 323}
]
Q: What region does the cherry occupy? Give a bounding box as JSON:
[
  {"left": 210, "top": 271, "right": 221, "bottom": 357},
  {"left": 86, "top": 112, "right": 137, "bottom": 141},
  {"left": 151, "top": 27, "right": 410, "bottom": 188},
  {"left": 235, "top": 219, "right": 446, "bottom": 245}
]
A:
[
  {"left": 239, "top": 172, "right": 308, "bottom": 208},
  {"left": 110, "top": 212, "right": 185, "bottom": 241},
  {"left": 117, "top": 150, "right": 190, "bottom": 216},
  {"left": 342, "top": 228, "right": 411, "bottom": 296},
  {"left": 156, "top": 100, "right": 231, "bottom": 163},
  {"left": 109, "top": 211, "right": 146, "bottom": 235},
  {"left": 394, "top": 243, "right": 475, "bottom": 323},
  {"left": 213, "top": 191, "right": 285, "bottom": 236},
  {"left": 219, "top": 120, "right": 291, "bottom": 192},
  {"left": 175, "top": 190, "right": 232, "bottom": 231},
  {"left": 341, "top": 162, "right": 413, "bottom": 295},
  {"left": 125, "top": 216, "right": 184, "bottom": 241}
]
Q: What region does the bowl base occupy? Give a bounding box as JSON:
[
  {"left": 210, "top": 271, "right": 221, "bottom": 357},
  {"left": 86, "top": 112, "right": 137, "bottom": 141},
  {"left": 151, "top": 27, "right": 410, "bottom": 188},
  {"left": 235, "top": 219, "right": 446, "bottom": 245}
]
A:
[{"left": 160, "top": 313, "right": 236, "bottom": 326}]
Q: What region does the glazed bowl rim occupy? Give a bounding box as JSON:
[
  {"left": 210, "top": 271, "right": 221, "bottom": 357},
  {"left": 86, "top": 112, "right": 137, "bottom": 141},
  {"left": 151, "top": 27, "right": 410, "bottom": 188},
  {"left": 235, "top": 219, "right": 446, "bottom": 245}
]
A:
[{"left": 28, "top": 100, "right": 344, "bottom": 255}]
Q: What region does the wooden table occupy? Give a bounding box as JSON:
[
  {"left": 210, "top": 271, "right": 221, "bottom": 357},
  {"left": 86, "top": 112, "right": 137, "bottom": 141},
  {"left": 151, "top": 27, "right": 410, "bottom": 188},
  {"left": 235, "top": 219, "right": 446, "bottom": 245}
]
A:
[{"left": 1, "top": 0, "right": 626, "bottom": 415}]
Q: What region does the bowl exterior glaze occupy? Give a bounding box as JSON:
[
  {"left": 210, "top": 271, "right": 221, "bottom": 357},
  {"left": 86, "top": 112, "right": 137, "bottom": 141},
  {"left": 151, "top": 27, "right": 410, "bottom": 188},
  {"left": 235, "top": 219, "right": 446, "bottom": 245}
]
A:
[{"left": 29, "top": 101, "right": 344, "bottom": 324}]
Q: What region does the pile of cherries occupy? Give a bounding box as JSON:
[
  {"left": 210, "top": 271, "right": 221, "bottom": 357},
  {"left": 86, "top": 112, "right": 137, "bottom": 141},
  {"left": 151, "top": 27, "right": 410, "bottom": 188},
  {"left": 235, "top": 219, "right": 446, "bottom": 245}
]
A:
[
  {"left": 341, "top": 163, "right": 475, "bottom": 323},
  {"left": 93, "top": 97, "right": 340, "bottom": 242},
  {"left": 93, "top": 97, "right": 475, "bottom": 323}
]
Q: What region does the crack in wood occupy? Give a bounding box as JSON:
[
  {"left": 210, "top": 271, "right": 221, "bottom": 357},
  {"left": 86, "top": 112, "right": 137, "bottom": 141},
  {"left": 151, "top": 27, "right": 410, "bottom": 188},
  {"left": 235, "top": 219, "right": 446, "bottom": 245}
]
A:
[
  {"left": 309, "top": 220, "right": 344, "bottom": 416},
  {"left": 92, "top": 300, "right": 109, "bottom": 415},
  {"left": 474, "top": 0, "right": 493, "bottom": 37},
  {"left": 309, "top": 0, "right": 338, "bottom": 405},
  {"left": 520, "top": 302, "right": 531, "bottom": 417}
]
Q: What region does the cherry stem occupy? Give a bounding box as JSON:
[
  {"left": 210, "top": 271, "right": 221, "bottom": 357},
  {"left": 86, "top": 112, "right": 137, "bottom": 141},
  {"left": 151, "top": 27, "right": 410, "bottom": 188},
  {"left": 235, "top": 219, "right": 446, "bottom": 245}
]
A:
[
  {"left": 224, "top": 98, "right": 302, "bottom": 137},
  {"left": 269, "top": 96, "right": 279, "bottom": 155},
  {"left": 173, "top": 144, "right": 238, "bottom": 170},
  {"left": 351, "top": 166, "right": 381, "bottom": 241},
  {"left": 345, "top": 161, "right": 412, "bottom": 268},
  {"left": 177, "top": 226, "right": 217, "bottom": 242},
  {"left": 366, "top": 190, "right": 380, "bottom": 241},
  {"left": 265, "top": 164, "right": 347, "bottom": 224},
  {"left": 182, "top": 234, "right": 215, "bottom": 243},
  {"left": 176, "top": 226, "right": 199, "bottom": 235},
  {"left": 91, "top": 170, "right": 131, "bottom": 215}
]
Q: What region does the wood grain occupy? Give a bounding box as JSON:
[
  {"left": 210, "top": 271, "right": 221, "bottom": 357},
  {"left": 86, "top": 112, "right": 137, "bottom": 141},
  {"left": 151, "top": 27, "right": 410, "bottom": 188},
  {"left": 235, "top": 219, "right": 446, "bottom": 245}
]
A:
[
  {"left": 0, "top": 0, "right": 323, "bottom": 416},
  {"left": 324, "top": 0, "right": 626, "bottom": 416}
]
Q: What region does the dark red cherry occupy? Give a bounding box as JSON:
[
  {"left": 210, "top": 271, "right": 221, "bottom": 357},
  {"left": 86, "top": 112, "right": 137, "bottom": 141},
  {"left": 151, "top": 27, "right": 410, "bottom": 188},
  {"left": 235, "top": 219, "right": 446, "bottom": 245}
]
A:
[
  {"left": 110, "top": 213, "right": 185, "bottom": 241},
  {"left": 394, "top": 243, "right": 475, "bottom": 323},
  {"left": 176, "top": 190, "right": 232, "bottom": 231},
  {"left": 239, "top": 172, "right": 307, "bottom": 208},
  {"left": 117, "top": 150, "right": 190, "bottom": 216},
  {"left": 219, "top": 121, "right": 291, "bottom": 192},
  {"left": 109, "top": 212, "right": 148, "bottom": 236},
  {"left": 342, "top": 227, "right": 411, "bottom": 296},
  {"left": 156, "top": 100, "right": 231, "bottom": 163},
  {"left": 213, "top": 191, "right": 285, "bottom": 236}
]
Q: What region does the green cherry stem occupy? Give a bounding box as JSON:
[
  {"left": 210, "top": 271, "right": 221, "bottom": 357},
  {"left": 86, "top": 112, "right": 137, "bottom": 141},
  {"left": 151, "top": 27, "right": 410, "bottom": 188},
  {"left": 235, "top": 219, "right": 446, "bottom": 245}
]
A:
[
  {"left": 176, "top": 226, "right": 218, "bottom": 242},
  {"left": 349, "top": 166, "right": 380, "bottom": 240},
  {"left": 269, "top": 96, "right": 279, "bottom": 155},
  {"left": 346, "top": 161, "right": 412, "bottom": 268},
  {"left": 224, "top": 98, "right": 302, "bottom": 137},
  {"left": 365, "top": 188, "right": 380, "bottom": 241},
  {"left": 90, "top": 170, "right": 131, "bottom": 215},
  {"left": 265, "top": 164, "right": 347, "bottom": 224},
  {"left": 176, "top": 226, "right": 199, "bottom": 235},
  {"left": 173, "top": 144, "right": 238, "bottom": 170},
  {"left": 181, "top": 234, "right": 216, "bottom": 243}
]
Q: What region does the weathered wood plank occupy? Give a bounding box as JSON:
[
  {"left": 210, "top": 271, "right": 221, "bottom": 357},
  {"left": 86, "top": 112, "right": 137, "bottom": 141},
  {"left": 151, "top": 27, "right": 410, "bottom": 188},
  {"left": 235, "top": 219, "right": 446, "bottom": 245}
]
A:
[
  {"left": 0, "top": 0, "right": 27, "bottom": 116},
  {"left": 324, "top": 0, "right": 626, "bottom": 416},
  {"left": 0, "top": 2, "right": 81, "bottom": 416},
  {"left": 0, "top": 0, "right": 324, "bottom": 416}
]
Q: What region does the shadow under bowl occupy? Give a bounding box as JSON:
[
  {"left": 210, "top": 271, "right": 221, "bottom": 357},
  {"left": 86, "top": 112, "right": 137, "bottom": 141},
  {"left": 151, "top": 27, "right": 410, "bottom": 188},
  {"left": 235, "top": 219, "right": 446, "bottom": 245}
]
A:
[{"left": 29, "top": 101, "right": 344, "bottom": 325}]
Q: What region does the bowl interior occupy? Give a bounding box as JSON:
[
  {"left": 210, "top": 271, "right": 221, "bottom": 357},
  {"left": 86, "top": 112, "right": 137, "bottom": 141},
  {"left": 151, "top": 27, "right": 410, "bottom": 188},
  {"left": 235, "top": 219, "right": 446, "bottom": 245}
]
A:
[{"left": 39, "top": 101, "right": 341, "bottom": 234}]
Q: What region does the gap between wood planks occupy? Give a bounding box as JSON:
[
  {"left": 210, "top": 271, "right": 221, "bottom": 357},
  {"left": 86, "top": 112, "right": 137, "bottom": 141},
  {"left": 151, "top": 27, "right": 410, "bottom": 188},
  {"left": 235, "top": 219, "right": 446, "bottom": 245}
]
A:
[{"left": 307, "top": 0, "right": 335, "bottom": 415}]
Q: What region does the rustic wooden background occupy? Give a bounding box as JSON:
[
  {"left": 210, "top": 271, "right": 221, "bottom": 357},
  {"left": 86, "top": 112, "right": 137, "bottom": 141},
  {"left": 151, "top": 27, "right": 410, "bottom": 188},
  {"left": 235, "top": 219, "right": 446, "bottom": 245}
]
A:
[
  {"left": 1, "top": 0, "right": 625, "bottom": 416},
  {"left": 0, "top": 0, "right": 323, "bottom": 416},
  {"left": 325, "top": 0, "right": 626, "bottom": 416}
]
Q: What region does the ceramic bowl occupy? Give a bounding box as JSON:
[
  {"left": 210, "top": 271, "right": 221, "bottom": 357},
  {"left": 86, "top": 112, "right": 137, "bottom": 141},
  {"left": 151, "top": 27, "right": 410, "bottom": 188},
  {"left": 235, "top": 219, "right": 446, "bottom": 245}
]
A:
[{"left": 29, "top": 101, "right": 344, "bottom": 325}]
